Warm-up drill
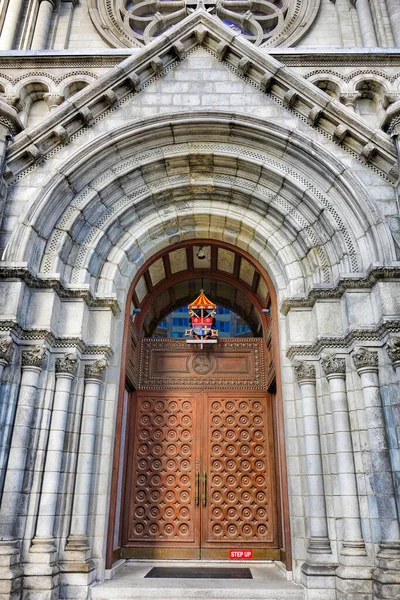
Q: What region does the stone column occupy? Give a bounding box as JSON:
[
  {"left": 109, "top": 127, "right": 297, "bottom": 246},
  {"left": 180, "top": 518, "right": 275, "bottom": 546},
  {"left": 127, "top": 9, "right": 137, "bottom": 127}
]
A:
[
  {"left": 0, "top": 100, "right": 23, "bottom": 221},
  {"left": 386, "top": 0, "right": 400, "bottom": 46},
  {"left": 0, "top": 346, "right": 46, "bottom": 599},
  {"left": 353, "top": 347, "right": 400, "bottom": 600},
  {"left": 0, "top": 0, "right": 25, "bottom": 49},
  {"left": 64, "top": 359, "right": 106, "bottom": 569},
  {"left": 352, "top": 0, "right": 378, "bottom": 46},
  {"left": 32, "top": 354, "right": 78, "bottom": 547},
  {"left": 321, "top": 355, "right": 365, "bottom": 555},
  {"left": 293, "top": 361, "right": 331, "bottom": 554},
  {"left": 31, "top": 0, "right": 55, "bottom": 50}
]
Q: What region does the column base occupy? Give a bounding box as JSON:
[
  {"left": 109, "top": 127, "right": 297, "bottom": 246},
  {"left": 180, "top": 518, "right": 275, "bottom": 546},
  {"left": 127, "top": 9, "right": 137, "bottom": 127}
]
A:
[
  {"left": 60, "top": 534, "right": 96, "bottom": 598},
  {"left": 336, "top": 565, "right": 373, "bottom": 600},
  {"left": 307, "top": 536, "right": 332, "bottom": 555},
  {"left": 372, "top": 541, "right": 400, "bottom": 600},
  {"left": 23, "top": 537, "right": 60, "bottom": 600},
  {"left": 341, "top": 540, "right": 367, "bottom": 557},
  {"left": 301, "top": 562, "right": 337, "bottom": 600},
  {"left": 0, "top": 541, "right": 22, "bottom": 600}
]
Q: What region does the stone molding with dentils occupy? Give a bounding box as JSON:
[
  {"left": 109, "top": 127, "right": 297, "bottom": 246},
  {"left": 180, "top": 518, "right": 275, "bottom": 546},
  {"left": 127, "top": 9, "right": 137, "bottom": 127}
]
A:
[
  {"left": 21, "top": 345, "right": 46, "bottom": 369},
  {"left": 55, "top": 353, "right": 78, "bottom": 375},
  {"left": 84, "top": 358, "right": 107, "bottom": 381},
  {"left": 352, "top": 347, "right": 379, "bottom": 371},
  {"left": 0, "top": 337, "right": 13, "bottom": 365},
  {"left": 4, "top": 10, "right": 398, "bottom": 183},
  {"left": 386, "top": 337, "right": 400, "bottom": 367},
  {"left": 293, "top": 360, "right": 316, "bottom": 383},
  {"left": 321, "top": 354, "right": 346, "bottom": 377}
]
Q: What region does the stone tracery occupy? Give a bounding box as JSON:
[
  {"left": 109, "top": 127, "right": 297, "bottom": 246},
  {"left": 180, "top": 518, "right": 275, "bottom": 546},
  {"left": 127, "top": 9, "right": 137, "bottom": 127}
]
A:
[{"left": 90, "top": 0, "right": 320, "bottom": 48}]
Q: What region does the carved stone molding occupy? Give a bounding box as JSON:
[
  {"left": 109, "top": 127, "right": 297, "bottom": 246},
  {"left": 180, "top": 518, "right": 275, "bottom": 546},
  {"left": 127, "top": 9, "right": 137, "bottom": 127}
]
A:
[
  {"left": 293, "top": 361, "right": 316, "bottom": 383},
  {"left": 386, "top": 338, "right": 400, "bottom": 367},
  {"left": 0, "top": 337, "right": 13, "bottom": 365},
  {"left": 55, "top": 353, "right": 78, "bottom": 376},
  {"left": 21, "top": 345, "right": 46, "bottom": 369},
  {"left": 352, "top": 347, "right": 378, "bottom": 372},
  {"left": 84, "top": 358, "right": 107, "bottom": 381},
  {"left": 321, "top": 354, "right": 346, "bottom": 377}
]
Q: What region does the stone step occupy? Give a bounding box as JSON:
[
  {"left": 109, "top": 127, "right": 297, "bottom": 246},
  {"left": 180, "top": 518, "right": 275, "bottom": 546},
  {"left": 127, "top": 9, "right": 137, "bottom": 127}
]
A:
[{"left": 90, "top": 562, "right": 304, "bottom": 600}]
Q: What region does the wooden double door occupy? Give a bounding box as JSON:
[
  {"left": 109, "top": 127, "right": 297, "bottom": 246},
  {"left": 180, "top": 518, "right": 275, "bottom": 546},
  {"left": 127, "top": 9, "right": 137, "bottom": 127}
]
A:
[{"left": 121, "top": 389, "right": 280, "bottom": 559}]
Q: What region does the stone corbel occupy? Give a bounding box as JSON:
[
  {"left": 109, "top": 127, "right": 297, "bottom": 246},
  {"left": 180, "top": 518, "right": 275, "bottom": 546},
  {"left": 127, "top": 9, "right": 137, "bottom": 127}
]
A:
[
  {"left": 53, "top": 125, "right": 69, "bottom": 144},
  {"left": 216, "top": 41, "right": 229, "bottom": 60},
  {"left": 26, "top": 144, "right": 43, "bottom": 164},
  {"left": 78, "top": 107, "right": 94, "bottom": 127},
  {"left": 150, "top": 57, "right": 164, "bottom": 75},
  {"left": 237, "top": 57, "right": 251, "bottom": 76},
  {"left": 172, "top": 41, "right": 185, "bottom": 60}
]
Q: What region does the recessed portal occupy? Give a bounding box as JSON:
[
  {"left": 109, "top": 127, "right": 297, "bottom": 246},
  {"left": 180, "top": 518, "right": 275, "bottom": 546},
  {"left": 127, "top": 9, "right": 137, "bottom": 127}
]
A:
[{"left": 107, "top": 241, "right": 290, "bottom": 566}]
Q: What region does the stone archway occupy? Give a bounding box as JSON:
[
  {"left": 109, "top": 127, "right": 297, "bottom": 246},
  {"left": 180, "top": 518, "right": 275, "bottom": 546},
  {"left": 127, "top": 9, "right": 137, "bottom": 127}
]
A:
[
  {"left": 106, "top": 239, "right": 291, "bottom": 565},
  {"left": 0, "top": 112, "right": 398, "bottom": 599}
]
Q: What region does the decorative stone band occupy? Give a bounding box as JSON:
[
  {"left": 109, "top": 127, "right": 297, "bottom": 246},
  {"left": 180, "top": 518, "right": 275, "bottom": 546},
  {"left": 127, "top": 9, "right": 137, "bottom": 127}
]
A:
[
  {"left": 84, "top": 358, "right": 107, "bottom": 381},
  {"left": 352, "top": 347, "right": 378, "bottom": 372},
  {"left": 55, "top": 353, "right": 78, "bottom": 376},
  {"left": 321, "top": 354, "right": 346, "bottom": 378},
  {"left": 387, "top": 338, "right": 400, "bottom": 368},
  {"left": 21, "top": 345, "right": 46, "bottom": 370},
  {"left": 0, "top": 337, "right": 13, "bottom": 365},
  {"left": 293, "top": 360, "right": 316, "bottom": 383}
]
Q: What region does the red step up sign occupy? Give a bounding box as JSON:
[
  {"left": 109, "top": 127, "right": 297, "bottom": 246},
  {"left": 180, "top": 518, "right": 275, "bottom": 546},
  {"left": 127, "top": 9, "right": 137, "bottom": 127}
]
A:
[{"left": 229, "top": 550, "right": 253, "bottom": 559}]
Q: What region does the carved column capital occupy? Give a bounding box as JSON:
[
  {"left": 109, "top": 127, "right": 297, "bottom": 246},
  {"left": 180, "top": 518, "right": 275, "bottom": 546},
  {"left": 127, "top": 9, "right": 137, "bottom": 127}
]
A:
[
  {"left": 43, "top": 93, "right": 64, "bottom": 110},
  {"left": 321, "top": 354, "right": 346, "bottom": 378},
  {"left": 339, "top": 92, "right": 361, "bottom": 109},
  {"left": 386, "top": 338, "right": 400, "bottom": 368},
  {"left": 293, "top": 360, "right": 316, "bottom": 384},
  {"left": 0, "top": 97, "right": 23, "bottom": 136},
  {"left": 55, "top": 353, "right": 78, "bottom": 376},
  {"left": 0, "top": 337, "right": 13, "bottom": 366},
  {"left": 84, "top": 358, "right": 107, "bottom": 381},
  {"left": 352, "top": 347, "right": 378, "bottom": 373},
  {"left": 22, "top": 345, "right": 46, "bottom": 370}
]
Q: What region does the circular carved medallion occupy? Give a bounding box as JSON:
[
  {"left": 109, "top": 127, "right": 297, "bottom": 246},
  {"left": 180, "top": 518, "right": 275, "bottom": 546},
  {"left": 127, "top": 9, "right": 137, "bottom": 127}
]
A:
[{"left": 192, "top": 354, "right": 213, "bottom": 375}]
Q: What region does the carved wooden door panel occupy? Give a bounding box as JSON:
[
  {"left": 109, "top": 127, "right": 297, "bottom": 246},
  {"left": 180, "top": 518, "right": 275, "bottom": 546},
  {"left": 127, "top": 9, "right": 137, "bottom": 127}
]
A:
[
  {"left": 201, "top": 392, "right": 279, "bottom": 559},
  {"left": 122, "top": 339, "right": 280, "bottom": 560},
  {"left": 122, "top": 392, "right": 201, "bottom": 558}
]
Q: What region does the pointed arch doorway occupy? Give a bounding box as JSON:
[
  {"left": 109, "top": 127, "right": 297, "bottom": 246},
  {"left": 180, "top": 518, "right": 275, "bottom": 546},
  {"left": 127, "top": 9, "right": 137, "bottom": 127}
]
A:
[{"left": 107, "top": 241, "right": 291, "bottom": 566}]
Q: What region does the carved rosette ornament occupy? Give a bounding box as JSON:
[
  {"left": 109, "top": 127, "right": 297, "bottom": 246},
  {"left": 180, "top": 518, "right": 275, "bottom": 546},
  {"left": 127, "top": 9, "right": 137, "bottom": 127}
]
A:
[
  {"left": 352, "top": 347, "right": 378, "bottom": 372},
  {"left": 321, "top": 354, "right": 346, "bottom": 378},
  {"left": 0, "top": 337, "right": 13, "bottom": 366},
  {"left": 293, "top": 360, "right": 316, "bottom": 383},
  {"left": 21, "top": 346, "right": 46, "bottom": 370},
  {"left": 55, "top": 354, "right": 78, "bottom": 376},
  {"left": 84, "top": 358, "right": 107, "bottom": 381},
  {"left": 387, "top": 338, "right": 400, "bottom": 368}
]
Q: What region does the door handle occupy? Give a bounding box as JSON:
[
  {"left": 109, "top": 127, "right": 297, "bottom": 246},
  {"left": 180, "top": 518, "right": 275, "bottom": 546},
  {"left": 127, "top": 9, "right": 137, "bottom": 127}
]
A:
[
  {"left": 195, "top": 471, "right": 200, "bottom": 506},
  {"left": 202, "top": 471, "right": 207, "bottom": 507}
]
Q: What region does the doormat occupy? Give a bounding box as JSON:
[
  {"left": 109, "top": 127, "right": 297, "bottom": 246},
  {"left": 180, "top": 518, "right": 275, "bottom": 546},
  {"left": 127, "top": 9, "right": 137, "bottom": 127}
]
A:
[{"left": 145, "top": 567, "right": 253, "bottom": 579}]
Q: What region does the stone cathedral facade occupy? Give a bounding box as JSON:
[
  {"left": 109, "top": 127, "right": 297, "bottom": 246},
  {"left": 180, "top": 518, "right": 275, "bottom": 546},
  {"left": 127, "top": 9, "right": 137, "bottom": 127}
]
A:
[{"left": 1, "top": 0, "right": 400, "bottom": 598}]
